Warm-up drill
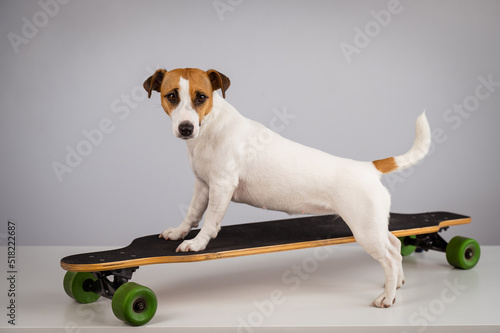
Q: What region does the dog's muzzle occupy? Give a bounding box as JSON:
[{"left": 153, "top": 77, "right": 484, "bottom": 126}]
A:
[{"left": 178, "top": 121, "right": 194, "bottom": 138}]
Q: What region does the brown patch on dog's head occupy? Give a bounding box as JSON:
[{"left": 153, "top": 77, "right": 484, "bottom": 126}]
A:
[
  {"left": 143, "top": 69, "right": 166, "bottom": 98},
  {"left": 207, "top": 69, "right": 230, "bottom": 98}
]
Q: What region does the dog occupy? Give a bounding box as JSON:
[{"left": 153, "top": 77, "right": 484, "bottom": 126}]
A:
[{"left": 143, "top": 68, "right": 431, "bottom": 308}]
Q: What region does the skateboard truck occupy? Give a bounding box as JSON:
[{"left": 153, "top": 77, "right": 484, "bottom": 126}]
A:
[
  {"left": 402, "top": 227, "right": 450, "bottom": 253},
  {"left": 63, "top": 266, "right": 157, "bottom": 326},
  {"left": 398, "top": 226, "right": 480, "bottom": 271},
  {"left": 85, "top": 267, "right": 139, "bottom": 300}
]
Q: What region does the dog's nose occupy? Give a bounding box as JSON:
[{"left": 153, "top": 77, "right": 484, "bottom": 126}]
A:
[{"left": 178, "top": 121, "right": 194, "bottom": 137}]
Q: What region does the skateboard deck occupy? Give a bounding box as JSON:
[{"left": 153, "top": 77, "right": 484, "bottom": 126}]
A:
[
  {"left": 61, "top": 211, "right": 470, "bottom": 272},
  {"left": 61, "top": 211, "right": 478, "bottom": 326}
]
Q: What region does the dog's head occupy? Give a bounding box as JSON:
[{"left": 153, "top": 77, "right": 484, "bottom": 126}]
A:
[{"left": 144, "top": 68, "right": 230, "bottom": 140}]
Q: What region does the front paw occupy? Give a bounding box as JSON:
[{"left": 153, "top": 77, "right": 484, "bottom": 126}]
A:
[
  {"left": 176, "top": 237, "right": 208, "bottom": 252},
  {"left": 159, "top": 226, "right": 189, "bottom": 240}
]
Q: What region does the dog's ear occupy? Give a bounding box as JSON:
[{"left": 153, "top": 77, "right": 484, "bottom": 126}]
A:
[
  {"left": 207, "top": 70, "right": 230, "bottom": 98},
  {"left": 144, "top": 69, "right": 166, "bottom": 98}
]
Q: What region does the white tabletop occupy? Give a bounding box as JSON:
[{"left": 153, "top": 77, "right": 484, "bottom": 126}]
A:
[{"left": 1, "top": 243, "right": 498, "bottom": 332}]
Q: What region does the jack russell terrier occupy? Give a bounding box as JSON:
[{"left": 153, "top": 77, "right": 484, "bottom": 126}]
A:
[{"left": 143, "top": 68, "right": 431, "bottom": 308}]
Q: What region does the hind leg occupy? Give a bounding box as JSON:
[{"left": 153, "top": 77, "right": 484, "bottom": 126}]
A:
[
  {"left": 337, "top": 189, "right": 402, "bottom": 307},
  {"left": 354, "top": 227, "right": 402, "bottom": 307},
  {"left": 388, "top": 232, "right": 405, "bottom": 288}
]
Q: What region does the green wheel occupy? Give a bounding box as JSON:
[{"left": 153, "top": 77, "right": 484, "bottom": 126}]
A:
[
  {"left": 112, "top": 282, "right": 157, "bottom": 326},
  {"left": 399, "top": 235, "right": 417, "bottom": 256},
  {"left": 63, "top": 271, "right": 101, "bottom": 304},
  {"left": 446, "top": 236, "right": 480, "bottom": 270}
]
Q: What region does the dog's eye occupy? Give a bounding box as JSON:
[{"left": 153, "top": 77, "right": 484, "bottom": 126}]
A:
[
  {"left": 165, "top": 93, "right": 178, "bottom": 104},
  {"left": 195, "top": 94, "right": 207, "bottom": 104}
]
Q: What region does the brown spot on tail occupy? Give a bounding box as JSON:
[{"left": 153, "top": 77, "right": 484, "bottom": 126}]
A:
[{"left": 373, "top": 157, "right": 398, "bottom": 174}]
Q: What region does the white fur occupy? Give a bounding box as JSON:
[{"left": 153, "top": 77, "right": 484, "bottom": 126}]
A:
[
  {"left": 170, "top": 78, "right": 200, "bottom": 139},
  {"left": 394, "top": 111, "right": 431, "bottom": 169},
  {"left": 160, "top": 78, "right": 431, "bottom": 308}
]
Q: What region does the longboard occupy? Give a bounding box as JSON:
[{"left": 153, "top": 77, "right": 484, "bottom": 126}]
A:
[{"left": 60, "top": 211, "right": 480, "bottom": 326}]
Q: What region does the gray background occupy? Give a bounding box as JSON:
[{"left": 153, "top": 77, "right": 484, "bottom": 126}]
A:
[{"left": 1, "top": 0, "right": 499, "bottom": 246}]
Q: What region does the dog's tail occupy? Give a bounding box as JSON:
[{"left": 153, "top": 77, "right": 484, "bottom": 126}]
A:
[{"left": 372, "top": 111, "right": 431, "bottom": 174}]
